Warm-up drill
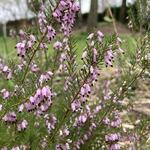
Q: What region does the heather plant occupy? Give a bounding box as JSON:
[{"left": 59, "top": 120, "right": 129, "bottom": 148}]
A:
[
  {"left": 128, "top": 0, "right": 150, "bottom": 32},
  {"left": 0, "top": 0, "right": 150, "bottom": 150}
]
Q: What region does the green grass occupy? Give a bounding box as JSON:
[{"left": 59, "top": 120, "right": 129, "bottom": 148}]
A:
[{"left": 0, "top": 37, "right": 16, "bottom": 59}]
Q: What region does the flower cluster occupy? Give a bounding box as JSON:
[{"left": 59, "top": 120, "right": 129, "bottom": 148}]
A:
[
  {"left": 101, "top": 79, "right": 122, "bottom": 150},
  {"left": 0, "top": 0, "right": 148, "bottom": 149},
  {"left": 47, "top": 25, "right": 56, "bottom": 42},
  {"left": 105, "top": 133, "right": 121, "bottom": 142},
  {"left": 17, "top": 120, "right": 28, "bottom": 131},
  {"left": 59, "top": 127, "right": 70, "bottom": 137},
  {"left": 15, "top": 34, "right": 36, "bottom": 58},
  {"left": 1, "top": 89, "right": 10, "bottom": 100},
  {"left": 3, "top": 145, "right": 28, "bottom": 150},
  {"left": 38, "top": 4, "right": 56, "bottom": 42},
  {"left": 0, "top": 59, "right": 12, "bottom": 79},
  {"left": 2, "top": 112, "right": 17, "bottom": 123},
  {"left": 105, "top": 133, "right": 121, "bottom": 150},
  {"left": 39, "top": 71, "right": 53, "bottom": 84},
  {"left": 56, "top": 143, "right": 70, "bottom": 150},
  {"left": 40, "top": 43, "right": 48, "bottom": 50},
  {"left": 24, "top": 86, "right": 54, "bottom": 115},
  {"left": 70, "top": 31, "right": 104, "bottom": 113},
  {"left": 103, "top": 80, "right": 111, "bottom": 100},
  {"left": 30, "top": 62, "right": 40, "bottom": 73},
  {"left": 104, "top": 45, "right": 114, "bottom": 67},
  {"left": 53, "top": 0, "right": 80, "bottom": 36},
  {"left": 38, "top": 4, "right": 47, "bottom": 32},
  {"left": 53, "top": 41, "right": 63, "bottom": 50},
  {"left": 45, "top": 114, "right": 57, "bottom": 134},
  {"left": 73, "top": 123, "right": 97, "bottom": 149}
]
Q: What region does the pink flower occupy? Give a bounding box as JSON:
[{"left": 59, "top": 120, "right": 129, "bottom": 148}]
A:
[
  {"left": 24, "top": 86, "right": 53, "bottom": 114},
  {"left": 83, "top": 84, "right": 91, "bottom": 95},
  {"left": 47, "top": 26, "right": 56, "bottom": 42},
  {"left": 26, "top": 41, "right": 33, "bottom": 49},
  {"left": 104, "top": 46, "right": 114, "bottom": 67},
  {"left": 89, "top": 66, "right": 100, "bottom": 82},
  {"left": 11, "top": 146, "right": 20, "bottom": 150},
  {"left": 2, "top": 112, "right": 17, "bottom": 123},
  {"left": 72, "top": 2, "right": 80, "bottom": 12},
  {"left": 18, "top": 104, "right": 24, "bottom": 112},
  {"left": 93, "top": 105, "right": 103, "bottom": 114},
  {"left": 15, "top": 42, "right": 26, "bottom": 58},
  {"left": 105, "top": 133, "right": 121, "bottom": 142},
  {"left": 111, "top": 116, "right": 122, "bottom": 128},
  {"left": 93, "top": 48, "right": 98, "bottom": 63},
  {"left": 78, "top": 114, "right": 87, "bottom": 124},
  {"left": 90, "top": 123, "right": 97, "bottom": 130},
  {"left": 53, "top": 41, "right": 63, "bottom": 50},
  {"left": 38, "top": 5, "right": 47, "bottom": 32},
  {"left": 17, "top": 61, "right": 26, "bottom": 70},
  {"left": 1, "top": 89, "right": 10, "bottom": 99},
  {"left": 80, "top": 83, "right": 91, "bottom": 99},
  {"left": 24, "top": 102, "right": 35, "bottom": 112},
  {"left": 103, "top": 117, "right": 110, "bottom": 125},
  {"left": 29, "top": 34, "right": 36, "bottom": 43},
  {"left": 59, "top": 127, "right": 70, "bottom": 137},
  {"left": 39, "top": 71, "right": 53, "bottom": 84},
  {"left": 59, "top": 53, "right": 67, "bottom": 62},
  {"left": 17, "top": 120, "right": 28, "bottom": 131},
  {"left": 74, "top": 114, "right": 88, "bottom": 126},
  {"left": 52, "top": 10, "right": 62, "bottom": 22},
  {"left": 53, "top": 0, "right": 80, "bottom": 36},
  {"left": 97, "top": 31, "right": 104, "bottom": 42},
  {"left": 109, "top": 143, "right": 121, "bottom": 150},
  {"left": 0, "top": 60, "right": 12, "bottom": 79},
  {"left": 41, "top": 86, "right": 52, "bottom": 97},
  {"left": 40, "top": 43, "right": 48, "bottom": 50},
  {"left": 45, "top": 114, "right": 57, "bottom": 133},
  {"left": 18, "top": 29, "right": 26, "bottom": 41},
  {"left": 56, "top": 143, "right": 70, "bottom": 150},
  {"left": 71, "top": 100, "right": 81, "bottom": 112},
  {"left": 30, "top": 63, "right": 39, "bottom": 73}
]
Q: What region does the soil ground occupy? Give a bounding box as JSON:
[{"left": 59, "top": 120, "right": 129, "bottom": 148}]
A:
[{"left": 76, "top": 22, "right": 133, "bottom": 35}]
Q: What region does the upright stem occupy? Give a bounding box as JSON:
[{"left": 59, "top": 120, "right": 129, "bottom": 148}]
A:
[
  {"left": 106, "top": 0, "right": 118, "bottom": 35},
  {"left": 2, "top": 35, "right": 8, "bottom": 57},
  {"left": 21, "top": 30, "right": 47, "bottom": 84},
  {"left": 49, "top": 72, "right": 90, "bottom": 142}
]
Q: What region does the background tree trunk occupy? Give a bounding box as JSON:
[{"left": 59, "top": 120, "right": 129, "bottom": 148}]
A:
[
  {"left": 87, "top": 0, "right": 98, "bottom": 32},
  {"left": 119, "top": 0, "right": 127, "bottom": 22},
  {"left": 77, "top": 0, "right": 83, "bottom": 28}
]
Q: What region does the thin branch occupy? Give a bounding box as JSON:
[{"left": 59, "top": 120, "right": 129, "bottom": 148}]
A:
[
  {"left": 106, "top": 0, "right": 118, "bottom": 35},
  {"left": 21, "top": 30, "right": 47, "bottom": 84}
]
